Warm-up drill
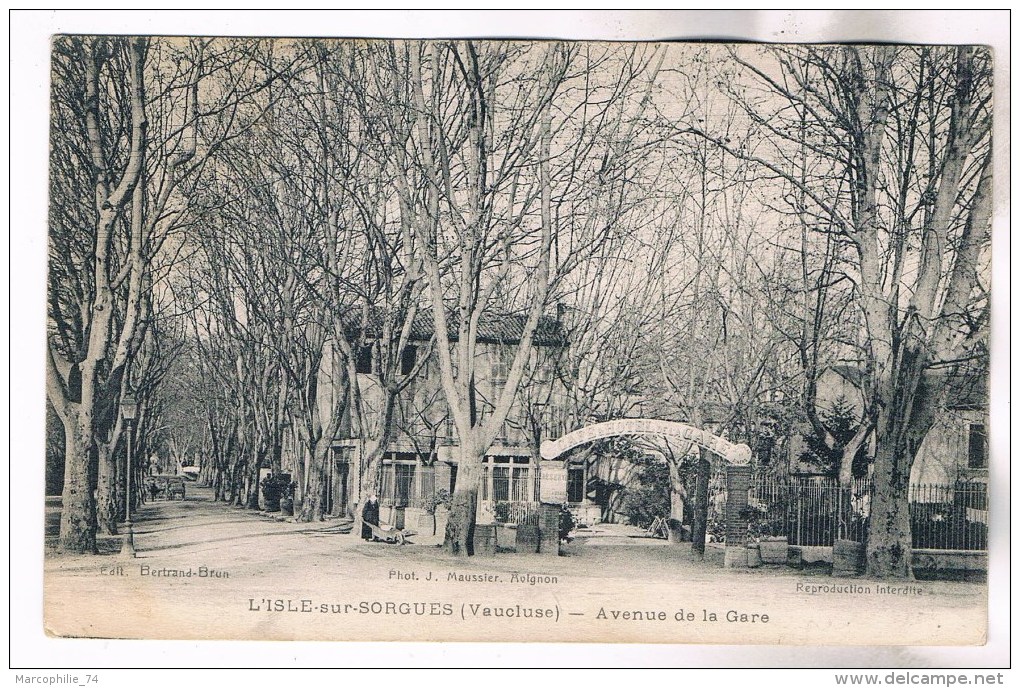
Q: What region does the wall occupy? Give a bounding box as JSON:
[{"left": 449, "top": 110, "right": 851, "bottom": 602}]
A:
[{"left": 910, "top": 408, "right": 987, "bottom": 485}]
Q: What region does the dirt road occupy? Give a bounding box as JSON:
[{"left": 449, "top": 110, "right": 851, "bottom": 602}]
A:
[{"left": 44, "top": 485, "right": 986, "bottom": 646}]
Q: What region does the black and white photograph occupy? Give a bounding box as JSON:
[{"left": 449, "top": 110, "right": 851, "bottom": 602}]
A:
[{"left": 13, "top": 9, "right": 1009, "bottom": 673}]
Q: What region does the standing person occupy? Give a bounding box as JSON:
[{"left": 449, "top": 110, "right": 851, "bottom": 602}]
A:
[{"left": 361, "top": 494, "right": 380, "bottom": 541}]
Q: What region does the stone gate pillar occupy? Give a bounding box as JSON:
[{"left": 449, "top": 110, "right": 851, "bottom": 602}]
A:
[
  {"left": 723, "top": 463, "right": 751, "bottom": 568},
  {"left": 538, "top": 503, "right": 561, "bottom": 556}
]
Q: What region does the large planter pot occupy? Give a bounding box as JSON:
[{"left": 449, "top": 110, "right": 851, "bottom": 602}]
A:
[
  {"left": 280, "top": 495, "right": 294, "bottom": 517},
  {"left": 759, "top": 536, "right": 789, "bottom": 565},
  {"left": 433, "top": 508, "right": 450, "bottom": 540},
  {"left": 403, "top": 507, "right": 425, "bottom": 531},
  {"left": 833, "top": 539, "right": 866, "bottom": 576},
  {"left": 262, "top": 487, "right": 282, "bottom": 512},
  {"left": 516, "top": 523, "right": 540, "bottom": 554},
  {"left": 415, "top": 511, "right": 435, "bottom": 535},
  {"left": 473, "top": 523, "right": 497, "bottom": 556},
  {"left": 496, "top": 523, "right": 518, "bottom": 551},
  {"left": 746, "top": 543, "right": 763, "bottom": 568}
]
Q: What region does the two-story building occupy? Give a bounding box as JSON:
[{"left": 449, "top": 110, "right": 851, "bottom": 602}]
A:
[{"left": 317, "top": 310, "right": 598, "bottom": 527}]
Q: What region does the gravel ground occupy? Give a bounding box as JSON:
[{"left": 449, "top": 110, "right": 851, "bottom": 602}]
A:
[{"left": 44, "top": 485, "right": 987, "bottom": 646}]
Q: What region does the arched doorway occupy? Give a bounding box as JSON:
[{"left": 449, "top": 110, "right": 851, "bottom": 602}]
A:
[{"left": 540, "top": 419, "right": 754, "bottom": 568}]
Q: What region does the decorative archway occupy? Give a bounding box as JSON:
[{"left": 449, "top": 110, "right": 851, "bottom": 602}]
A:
[
  {"left": 540, "top": 419, "right": 754, "bottom": 568},
  {"left": 540, "top": 419, "right": 751, "bottom": 465}
]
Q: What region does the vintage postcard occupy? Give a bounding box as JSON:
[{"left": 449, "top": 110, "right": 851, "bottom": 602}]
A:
[{"left": 37, "top": 22, "right": 1000, "bottom": 655}]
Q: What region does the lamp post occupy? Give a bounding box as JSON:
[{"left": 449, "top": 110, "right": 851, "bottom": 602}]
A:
[{"left": 120, "top": 391, "right": 138, "bottom": 557}]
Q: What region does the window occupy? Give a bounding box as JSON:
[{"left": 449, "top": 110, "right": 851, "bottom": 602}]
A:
[
  {"left": 449, "top": 464, "right": 458, "bottom": 493},
  {"left": 442, "top": 415, "right": 456, "bottom": 443},
  {"left": 397, "top": 393, "right": 414, "bottom": 429},
  {"left": 492, "top": 347, "right": 513, "bottom": 389},
  {"left": 492, "top": 466, "right": 510, "bottom": 501},
  {"left": 380, "top": 456, "right": 418, "bottom": 506},
  {"left": 379, "top": 461, "right": 393, "bottom": 501},
  {"left": 483, "top": 456, "right": 533, "bottom": 502},
  {"left": 967, "top": 423, "right": 987, "bottom": 469},
  {"left": 534, "top": 353, "right": 553, "bottom": 385},
  {"left": 395, "top": 463, "right": 416, "bottom": 506},
  {"left": 420, "top": 464, "right": 435, "bottom": 501},
  {"left": 400, "top": 345, "right": 417, "bottom": 376},
  {"left": 511, "top": 465, "right": 530, "bottom": 501},
  {"left": 567, "top": 467, "right": 585, "bottom": 504},
  {"left": 496, "top": 416, "right": 510, "bottom": 444},
  {"left": 355, "top": 344, "right": 373, "bottom": 374}
]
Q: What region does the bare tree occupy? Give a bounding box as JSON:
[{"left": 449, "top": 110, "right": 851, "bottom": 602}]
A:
[
  {"left": 47, "top": 36, "right": 281, "bottom": 551},
  {"left": 683, "top": 45, "right": 992, "bottom": 577},
  {"left": 47, "top": 37, "right": 150, "bottom": 550},
  {"left": 400, "top": 41, "right": 666, "bottom": 554}
]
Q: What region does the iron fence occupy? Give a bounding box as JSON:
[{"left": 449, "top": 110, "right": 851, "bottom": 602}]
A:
[
  {"left": 909, "top": 481, "right": 988, "bottom": 551},
  {"left": 484, "top": 500, "right": 540, "bottom": 526},
  {"left": 708, "top": 474, "right": 987, "bottom": 551}
]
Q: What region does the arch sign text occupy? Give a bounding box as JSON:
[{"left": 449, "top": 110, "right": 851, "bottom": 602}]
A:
[{"left": 539, "top": 419, "right": 752, "bottom": 465}]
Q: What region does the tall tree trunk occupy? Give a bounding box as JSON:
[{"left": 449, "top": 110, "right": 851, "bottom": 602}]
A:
[
  {"left": 867, "top": 427, "right": 914, "bottom": 578},
  {"left": 96, "top": 445, "right": 119, "bottom": 535},
  {"left": 58, "top": 410, "right": 98, "bottom": 553},
  {"left": 232, "top": 461, "right": 244, "bottom": 506},
  {"left": 353, "top": 391, "right": 395, "bottom": 529},
  {"left": 292, "top": 429, "right": 305, "bottom": 514},
  {"left": 246, "top": 448, "right": 264, "bottom": 510},
  {"left": 52, "top": 37, "right": 147, "bottom": 554},
  {"left": 354, "top": 440, "right": 385, "bottom": 533},
  {"left": 690, "top": 453, "right": 711, "bottom": 560},
  {"left": 866, "top": 364, "right": 940, "bottom": 578},
  {"left": 299, "top": 439, "right": 329, "bottom": 521},
  {"left": 444, "top": 436, "right": 481, "bottom": 556}
]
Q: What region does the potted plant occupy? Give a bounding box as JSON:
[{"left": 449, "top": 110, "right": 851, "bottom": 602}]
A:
[
  {"left": 833, "top": 513, "right": 867, "bottom": 576},
  {"left": 756, "top": 511, "right": 789, "bottom": 564},
  {"left": 423, "top": 489, "right": 452, "bottom": 536},
  {"left": 742, "top": 504, "right": 767, "bottom": 567}
]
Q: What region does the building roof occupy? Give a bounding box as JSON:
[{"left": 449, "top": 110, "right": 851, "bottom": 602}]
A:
[
  {"left": 344, "top": 309, "right": 567, "bottom": 348},
  {"left": 827, "top": 364, "right": 867, "bottom": 389}
]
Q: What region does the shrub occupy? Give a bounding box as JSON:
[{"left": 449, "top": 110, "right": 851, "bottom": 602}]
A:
[
  {"left": 622, "top": 484, "right": 670, "bottom": 529},
  {"left": 422, "top": 488, "right": 452, "bottom": 515},
  {"left": 260, "top": 473, "right": 292, "bottom": 512},
  {"left": 621, "top": 456, "right": 671, "bottom": 529}
]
